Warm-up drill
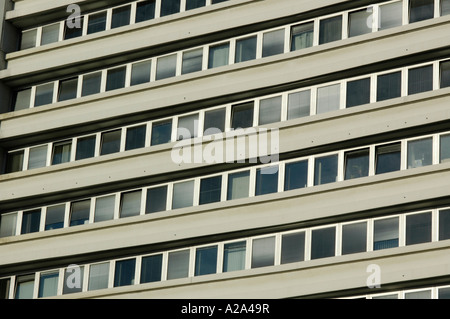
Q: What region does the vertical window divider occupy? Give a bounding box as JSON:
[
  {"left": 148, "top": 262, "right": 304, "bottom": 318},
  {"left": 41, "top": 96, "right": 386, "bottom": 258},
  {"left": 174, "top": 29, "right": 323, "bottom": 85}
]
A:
[
  {"left": 140, "top": 188, "right": 147, "bottom": 216},
  {"left": 167, "top": 182, "right": 174, "bottom": 211},
  {"left": 432, "top": 208, "right": 438, "bottom": 242},
  {"left": 161, "top": 251, "right": 168, "bottom": 281},
  {"left": 32, "top": 272, "right": 39, "bottom": 299},
  {"left": 307, "top": 156, "right": 314, "bottom": 187},
  {"left": 39, "top": 207, "right": 46, "bottom": 232},
  {"left": 278, "top": 162, "right": 285, "bottom": 193},
  {"left": 130, "top": 2, "right": 138, "bottom": 25},
  {"left": 15, "top": 211, "right": 23, "bottom": 236},
  {"left": 63, "top": 203, "right": 70, "bottom": 228},
  {"left": 337, "top": 151, "right": 345, "bottom": 182},
  {"left": 304, "top": 229, "right": 312, "bottom": 261},
  {"left": 135, "top": 256, "right": 142, "bottom": 285},
  {"left": 224, "top": 104, "right": 232, "bottom": 133},
  {"left": 365, "top": 219, "right": 373, "bottom": 252},
  {"left": 8, "top": 276, "right": 15, "bottom": 299},
  {"left": 201, "top": 46, "right": 209, "bottom": 71},
  {"left": 57, "top": 268, "right": 64, "bottom": 296},
  {"left": 100, "top": 69, "right": 107, "bottom": 93},
  {"left": 280, "top": 92, "right": 288, "bottom": 122},
  {"left": 216, "top": 243, "right": 224, "bottom": 274},
  {"left": 220, "top": 172, "right": 228, "bottom": 202},
  {"left": 433, "top": 134, "right": 440, "bottom": 165},
  {"left": 108, "top": 261, "right": 114, "bottom": 289},
  {"left": 29, "top": 86, "right": 36, "bottom": 109},
  {"left": 368, "top": 145, "right": 376, "bottom": 176},
  {"left": 171, "top": 117, "right": 179, "bottom": 143},
  {"left": 94, "top": 132, "right": 102, "bottom": 157},
  {"left": 342, "top": 12, "right": 349, "bottom": 40},
  {"left": 58, "top": 21, "right": 65, "bottom": 42},
  {"left": 274, "top": 233, "right": 282, "bottom": 266},
  {"left": 145, "top": 122, "right": 152, "bottom": 148},
  {"left": 125, "top": 63, "right": 132, "bottom": 88},
  {"left": 434, "top": 0, "right": 440, "bottom": 18},
  {"left": 22, "top": 148, "right": 30, "bottom": 172},
  {"left": 206, "top": 0, "right": 212, "bottom": 6},
  {"left": 372, "top": 4, "right": 379, "bottom": 32},
  {"left": 82, "top": 14, "right": 88, "bottom": 36},
  {"left": 245, "top": 238, "right": 252, "bottom": 270},
  {"left": 193, "top": 177, "right": 200, "bottom": 206},
  {"left": 370, "top": 74, "right": 377, "bottom": 103},
  {"left": 149, "top": 57, "right": 157, "bottom": 82},
  {"left": 339, "top": 80, "right": 346, "bottom": 110},
  {"left": 188, "top": 247, "right": 195, "bottom": 278},
  {"left": 113, "top": 193, "right": 121, "bottom": 220},
  {"left": 105, "top": 9, "right": 113, "bottom": 31},
  {"left": 175, "top": 52, "right": 183, "bottom": 76},
  {"left": 120, "top": 127, "right": 127, "bottom": 152},
  {"left": 255, "top": 32, "right": 263, "bottom": 59},
  {"left": 401, "top": 67, "right": 408, "bottom": 96},
  {"left": 228, "top": 39, "right": 236, "bottom": 66},
  {"left": 283, "top": 25, "right": 290, "bottom": 54},
  {"left": 197, "top": 110, "right": 205, "bottom": 139},
  {"left": 433, "top": 60, "right": 440, "bottom": 90},
  {"left": 89, "top": 198, "right": 97, "bottom": 223},
  {"left": 76, "top": 75, "right": 83, "bottom": 98},
  {"left": 45, "top": 143, "right": 52, "bottom": 167},
  {"left": 180, "top": 0, "right": 187, "bottom": 13},
  {"left": 70, "top": 139, "right": 77, "bottom": 162},
  {"left": 402, "top": 0, "right": 409, "bottom": 26},
  {"left": 399, "top": 213, "right": 406, "bottom": 247},
  {"left": 310, "top": 86, "right": 317, "bottom": 116},
  {"left": 82, "top": 263, "right": 89, "bottom": 292},
  {"left": 335, "top": 223, "right": 342, "bottom": 257},
  {"left": 52, "top": 82, "right": 58, "bottom": 104},
  {"left": 249, "top": 167, "right": 256, "bottom": 197},
  {"left": 400, "top": 139, "right": 407, "bottom": 170},
  {"left": 35, "top": 27, "right": 43, "bottom": 48},
  {"left": 254, "top": 98, "right": 260, "bottom": 127},
  {"left": 312, "top": 19, "right": 320, "bottom": 47}
]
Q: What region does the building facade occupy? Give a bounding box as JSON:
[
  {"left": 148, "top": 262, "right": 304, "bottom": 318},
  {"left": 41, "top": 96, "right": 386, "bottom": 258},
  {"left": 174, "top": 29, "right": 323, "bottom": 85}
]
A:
[{"left": 1, "top": 0, "right": 450, "bottom": 299}]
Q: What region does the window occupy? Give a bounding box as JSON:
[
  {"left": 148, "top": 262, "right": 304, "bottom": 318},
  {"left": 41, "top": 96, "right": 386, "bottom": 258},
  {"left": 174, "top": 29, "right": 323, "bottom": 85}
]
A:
[
  {"left": 379, "top": 1, "right": 402, "bottom": 30},
  {"left": 111, "top": 5, "right": 131, "bottom": 29},
  {"left": 151, "top": 120, "right": 172, "bottom": 146},
  {"left": 52, "top": 140, "right": 72, "bottom": 165},
  {"left": 255, "top": 166, "right": 279, "bottom": 196},
  {"left": 199, "top": 176, "right": 222, "bottom": 205},
  {"left": 287, "top": 90, "right": 310, "bottom": 120},
  {"left": 182, "top": 48, "right": 203, "bottom": 74},
  {"left": 281, "top": 232, "right": 305, "bottom": 264},
  {"left": 70, "top": 200, "right": 90, "bottom": 226},
  {"left": 100, "top": 130, "right": 121, "bottom": 156},
  {"left": 440, "top": 134, "right": 450, "bottom": 163},
  {"left": 38, "top": 272, "right": 59, "bottom": 298},
  {"left": 21, "top": 29, "right": 37, "bottom": 50},
  {"left": 375, "top": 143, "right": 401, "bottom": 174},
  {"left": 407, "top": 138, "right": 433, "bottom": 169},
  {"left": 64, "top": 17, "right": 83, "bottom": 40},
  {"left": 58, "top": 78, "right": 78, "bottom": 102},
  {"left": 45, "top": 204, "right": 65, "bottom": 230},
  {"left": 314, "top": 154, "right": 338, "bottom": 186},
  {"left": 136, "top": 0, "right": 156, "bottom": 23},
  {"left": 14, "top": 89, "right": 32, "bottom": 111},
  {"left": 408, "top": 65, "right": 433, "bottom": 95},
  {"left": 344, "top": 148, "right": 369, "bottom": 180},
  {"left": 442, "top": 0, "right": 450, "bottom": 15},
  {"left": 284, "top": 160, "right": 308, "bottom": 191},
  {"left": 372, "top": 293, "right": 398, "bottom": 299},
  {"left": 145, "top": 186, "right": 168, "bottom": 213},
  {"left": 41, "top": 23, "right": 60, "bottom": 46},
  {"left": 6, "top": 151, "right": 24, "bottom": 173},
  {"left": 377, "top": 71, "right": 401, "bottom": 101},
  {"left": 409, "top": 0, "right": 434, "bottom": 23},
  {"left": 348, "top": 8, "right": 373, "bottom": 37},
  {"left": 21, "top": 209, "right": 41, "bottom": 234},
  {"left": 204, "top": 108, "right": 226, "bottom": 135},
  {"left": 439, "top": 287, "right": 450, "bottom": 299},
  {"left": 75, "top": 135, "right": 96, "bottom": 160},
  {"left": 319, "top": 15, "right": 342, "bottom": 44},
  {"left": 28, "top": 145, "right": 47, "bottom": 170},
  {"left": 235, "top": 36, "right": 257, "bottom": 63},
  {"left": 34, "top": 83, "right": 54, "bottom": 107},
  {"left": 231, "top": 102, "right": 254, "bottom": 129},
  {"left": 208, "top": 43, "right": 229, "bottom": 69},
  {"left": 172, "top": 181, "right": 194, "bottom": 209},
  {"left": 405, "top": 290, "right": 432, "bottom": 299},
  {"left": 125, "top": 125, "right": 146, "bottom": 151},
  {"left": 262, "top": 29, "right": 284, "bottom": 57},
  {"left": 106, "top": 66, "right": 126, "bottom": 91},
  {"left": 259, "top": 96, "right": 282, "bottom": 125},
  {"left": 177, "top": 114, "right": 199, "bottom": 140},
  {"left": 406, "top": 212, "right": 432, "bottom": 245},
  {"left": 63, "top": 265, "right": 84, "bottom": 295},
  {"left": 120, "top": 191, "right": 142, "bottom": 218},
  {"left": 291, "top": 22, "right": 314, "bottom": 51},
  {"left": 342, "top": 222, "right": 367, "bottom": 255},
  {"left": 373, "top": 217, "right": 399, "bottom": 250},
  {"left": 187, "top": 0, "right": 206, "bottom": 10},
  {"left": 195, "top": 246, "right": 218, "bottom": 276},
  {"left": 156, "top": 54, "right": 177, "bottom": 80},
  {"left": 311, "top": 227, "right": 336, "bottom": 259},
  {"left": 223, "top": 241, "right": 246, "bottom": 272},
  {"left": 94, "top": 195, "right": 115, "bottom": 222},
  {"left": 227, "top": 171, "right": 250, "bottom": 200},
  {"left": 81, "top": 72, "right": 102, "bottom": 97},
  {"left": 167, "top": 250, "right": 190, "bottom": 280},
  {"left": 131, "top": 61, "right": 151, "bottom": 86},
  {"left": 87, "top": 12, "right": 107, "bottom": 34},
  {"left": 0, "top": 213, "right": 17, "bottom": 238},
  {"left": 88, "top": 262, "right": 109, "bottom": 291},
  {"left": 0, "top": 278, "right": 10, "bottom": 299},
  {"left": 251, "top": 236, "right": 275, "bottom": 268},
  {"left": 346, "top": 77, "right": 370, "bottom": 108},
  {"left": 15, "top": 275, "right": 35, "bottom": 299},
  {"left": 316, "top": 84, "right": 340, "bottom": 114},
  {"left": 114, "top": 259, "right": 136, "bottom": 287},
  {"left": 140, "top": 254, "right": 163, "bottom": 283},
  {"left": 212, "top": 0, "right": 228, "bottom": 3},
  {"left": 160, "top": 0, "right": 181, "bottom": 17},
  {"left": 440, "top": 60, "right": 450, "bottom": 89}
]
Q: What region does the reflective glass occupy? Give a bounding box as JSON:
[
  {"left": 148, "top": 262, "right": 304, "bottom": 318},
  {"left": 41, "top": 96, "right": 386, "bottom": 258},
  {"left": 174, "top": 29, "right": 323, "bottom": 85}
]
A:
[
  {"left": 281, "top": 232, "right": 305, "bottom": 264},
  {"left": 146, "top": 186, "right": 168, "bottom": 213},
  {"left": 251, "top": 236, "right": 275, "bottom": 268},
  {"left": 311, "top": 227, "right": 336, "bottom": 259}
]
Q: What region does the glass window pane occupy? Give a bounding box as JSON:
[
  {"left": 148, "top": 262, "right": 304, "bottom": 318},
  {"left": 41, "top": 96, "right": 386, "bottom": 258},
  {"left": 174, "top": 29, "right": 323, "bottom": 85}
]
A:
[
  {"left": 161, "top": 0, "right": 181, "bottom": 17},
  {"left": 316, "top": 84, "right": 340, "bottom": 114},
  {"left": 235, "top": 36, "right": 257, "bottom": 63},
  {"left": 199, "top": 176, "right": 222, "bottom": 205},
  {"left": 442, "top": 0, "right": 450, "bottom": 15},
  {"left": 372, "top": 293, "right": 398, "bottom": 299},
  {"left": 70, "top": 200, "right": 90, "bottom": 226},
  {"left": 409, "top": 0, "right": 434, "bottom": 23},
  {"left": 120, "top": 191, "right": 142, "bottom": 218},
  {"left": 87, "top": 12, "right": 107, "bottom": 34},
  {"left": 227, "top": 170, "right": 250, "bottom": 200},
  {"left": 291, "top": 22, "right": 314, "bottom": 51},
  {"left": 63, "top": 265, "right": 84, "bottom": 295},
  {"left": 126, "top": 125, "right": 146, "bottom": 151},
  {"left": 41, "top": 23, "right": 60, "bottom": 46},
  {"left": 212, "top": 0, "right": 228, "bottom": 3},
  {"left": 374, "top": 217, "right": 399, "bottom": 250},
  {"left": 259, "top": 96, "right": 282, "bottom": 125},
  {"left": 440, "top": 60, "right": 450, "bottom": 89},
  {"left": 406, "top": 212, "right": 432, "bottom": 245},
  {"left": 438, "top": 287, "right": 450, "bottom": 299},
  {"left": 251, "top": 236, "right": 275, "bottom": 268},
  {"left": 284, "top": 160, "right": 308, "bottom": 191},
  {"left": 38, "top": 272, "right": 58, "bottom": 298},
  {"left": 0, "top": 213, "right": 17, "bottom": 238},
  {"left": 100, "top": 130, "right": 121, "bottom": 155},
  {"left": 172, "top": 180, "right": 194, "bottom": 209},
  {"left": 407, "top": 138, "right": 433, "bottom": 169},
  {"left": 262, "top": 29, "right": 284, "bottom": 57},
  {"left": 14, "top": 89, "right": 32, "bottom": 111},
  {"left": 64, "top": 17, "right": 83, "bottom": 40},
  {"left": 52, "top": 140, "right": 72, "bottom": 165},
  {"left": 146, "top": 186, "right": 168, "bottom": 213},
  {"left": 311, "top": 227, "right": 336, "bottom": 259},
  {"left": 186, "top": 0, "right": 206, "bottom": 10},
  {"left": 349, "top": 8, "right": 373, "bottom": 37},
  {"left": 287, "top": 90, "right": 310, "bottom": 120},
  {"left": 223, "top": 241, "right": 246, "bottom": 272},
  {"left": 106, "top": 66, "right": 126, "bottom": 91},
  {"left": 281, "top": 232, "right": 305, "bottom": 264},
  {"left": 156, "top": 54, "right": 177, "bottom": 80},
  {"left": 28, "top": 145, "right": 47, "bottom": 170},
  {"left": 136, "top": 0, "right": 156, "bottom": 23},
  {"left": 208, "top": 43, "right": 229, "bottom": 69},
  {"left": 141, "top": 254, "right": 163, "bottom": 283},
  {"left": 231, "top": 102, "right": 254, "bottom": 129},
  {"left": 58, "top": 78, "right": 78, "bottom": 102},
  {"left": 151, "top": 120, "right": 172, "bottom": 146},
  {"left": 21, "top": 29, "right": 37, "bottom": 50},
  {"left": 34, "top": 83, "right": 54, "bottom": 107},
  {"left": 319, "top": 15, "right": 342, "bottom": 44},
  {"left": 377, "top": 71, "right": 401, "bottom": 101},
  {"left": 408, "top": 65, "right": 433, "bottom": 95},
  {"left": 131, "top": 61, "right": 151, "bottom": 86},
  {"left": 344, "top": 149, "right": 369, "bottom": 180},
  {"left": 342, "top": 222, "right": 367, "bottom": 255},
  {"left": 314, "top": 154, "right": 338, "bottom": 186},
  {"left": 21, "top": 209, "right": 41, "bottom": 234},
  {"left": 15, "top": 275, "right": 35, "bottom": 299},
  {"left": 88, "top": 262, "right": 109, "bottom": 291},
  {"left": 45, "top": 204, "right": 65, "bottom": 230},
  {"left": 76, "top": 135, "right": 96, "bottom": 160},
  {"left": 375, "top": 143, "right": 401, "bottom": 174},
  {"left": 182, "top": 48, "right": 203, "bottom": 74},
  {"left": 255, "top": 166, "right": 279, "bottom": 196},
  {"left": 81, "top": 72, "right": 102, "bottom": 97},
  {"left": 177, "top": 114, "right": 199, "bottom": 140},
  {"left": 6, "top": 151, "right": 24, "bottom": 173},
  {"left": 379, "top": 1, "right": 402, "bottom": 30},
  {"left": 195, "top": 246, "right": 218, "bottom": 276},
  {"left": 0, "top": 279, "right": 10, "bottom": 299},
  {"left": 114, "top": 258, "right": 136, "bottom": 287},
  {"left": 94, "top": 195, "right": 115, "bottom": 222},
  {"left": 111, "top": 5, "right": 131, "bottom": 29},
  {"left": 405, "top": 290, "right": 432, "bottom": 299},
  {"left": 167, "top": 249, "right": 190, "bottom": 280},
  {"left": 439, "top": 209, "right": 450, "bottom": 240},
  {"left": 346, "top": 78, "right": 370, "bottom": 108},
  {"left": 204, "top": 108, "right": 226, "bottom": 135}
]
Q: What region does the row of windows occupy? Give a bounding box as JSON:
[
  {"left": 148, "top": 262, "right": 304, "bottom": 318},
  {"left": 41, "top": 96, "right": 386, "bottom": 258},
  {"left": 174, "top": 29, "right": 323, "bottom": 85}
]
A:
[
  {"left": 11, "top": 0, "right": 449, "bottom": 112},
  {"left": 19, "top": 0, "right": 229, "bottom": 51},
  {"left": 350, "top": 286, "right": 450, "bottom": 299},
  {"left": 7, "top": 56, "right": 450, "bottom": 174},
  {"left": 2, "top": 206, "right": 450, "bottom": 299},
  {"left": 3, "top": 128, "right": 450, "bottom": 238}
]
